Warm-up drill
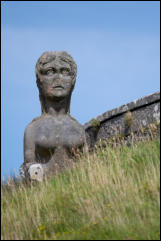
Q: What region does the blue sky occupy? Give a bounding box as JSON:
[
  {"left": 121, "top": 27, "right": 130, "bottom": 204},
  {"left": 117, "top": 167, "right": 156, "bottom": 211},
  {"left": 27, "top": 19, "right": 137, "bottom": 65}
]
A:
[{"left": 1, "top": 1, "right": 160, "bottom": 179}]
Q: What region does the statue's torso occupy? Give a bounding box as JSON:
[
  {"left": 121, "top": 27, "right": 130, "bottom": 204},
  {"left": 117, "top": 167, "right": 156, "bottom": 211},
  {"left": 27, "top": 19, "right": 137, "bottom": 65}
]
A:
[{"left": 30, "top": 114, "right": 85, "bottom": 166}]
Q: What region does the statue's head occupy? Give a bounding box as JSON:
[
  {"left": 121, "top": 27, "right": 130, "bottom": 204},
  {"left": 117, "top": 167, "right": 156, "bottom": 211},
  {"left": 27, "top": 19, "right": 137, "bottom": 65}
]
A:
[{"left": 35, "top": 51, "right": 77, "bottom": 113}]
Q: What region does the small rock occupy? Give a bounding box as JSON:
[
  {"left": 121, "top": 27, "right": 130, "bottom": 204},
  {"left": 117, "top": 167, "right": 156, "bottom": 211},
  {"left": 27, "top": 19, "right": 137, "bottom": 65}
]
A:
[{"left": 28, "top": 164, "right": 44, "bottom": 182}]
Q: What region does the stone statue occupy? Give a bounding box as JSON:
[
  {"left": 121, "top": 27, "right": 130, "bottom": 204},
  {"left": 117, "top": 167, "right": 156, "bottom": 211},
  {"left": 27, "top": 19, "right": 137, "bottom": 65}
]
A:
[{"left": 20, "top": 51, "right": 86, "bottom": 181}]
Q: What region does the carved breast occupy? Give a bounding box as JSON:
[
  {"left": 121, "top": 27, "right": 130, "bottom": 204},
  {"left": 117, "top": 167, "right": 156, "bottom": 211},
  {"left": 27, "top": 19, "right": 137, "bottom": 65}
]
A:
[{"left": 34, "top": 115, "right": 85, "bottom": 162}]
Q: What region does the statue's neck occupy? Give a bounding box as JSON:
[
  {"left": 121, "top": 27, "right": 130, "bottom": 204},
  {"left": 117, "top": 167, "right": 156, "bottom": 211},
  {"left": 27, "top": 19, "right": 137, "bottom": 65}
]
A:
[{"left": 43, "top": 97, "right": 69, "bottom": 117}]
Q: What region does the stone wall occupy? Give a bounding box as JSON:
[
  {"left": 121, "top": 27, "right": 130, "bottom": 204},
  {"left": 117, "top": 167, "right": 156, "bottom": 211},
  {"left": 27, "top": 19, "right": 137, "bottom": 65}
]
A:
[{"left": 84, "top": 91, "right": 160, "bottom": 149}]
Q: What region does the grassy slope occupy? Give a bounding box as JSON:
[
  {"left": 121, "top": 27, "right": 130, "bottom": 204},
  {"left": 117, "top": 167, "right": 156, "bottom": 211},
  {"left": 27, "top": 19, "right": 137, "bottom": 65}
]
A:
[{"left": 1, "top": 139, "right": 160, "bottom": 240}]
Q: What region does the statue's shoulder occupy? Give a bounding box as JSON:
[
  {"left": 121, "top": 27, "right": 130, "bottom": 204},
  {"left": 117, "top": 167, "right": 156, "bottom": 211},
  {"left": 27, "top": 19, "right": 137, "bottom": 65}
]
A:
[
  {"left": 67, "top": 113, "right": 79, "bottom": 124},
  {"left": 67, "top": 114, "right": 85, "bottom": 131},
  {"left": 24, "top": 115, "right": 42, "bottom": 133},
  {"left": 31, "top": 115, "right": 42, "bottom": 123}
]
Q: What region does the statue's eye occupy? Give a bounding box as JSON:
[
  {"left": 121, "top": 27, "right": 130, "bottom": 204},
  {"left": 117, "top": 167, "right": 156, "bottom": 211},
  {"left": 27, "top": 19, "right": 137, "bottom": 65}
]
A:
[
  {"left": 61, "top": 68, "right": 70, "bottom": 75},
  {"left": 46, "top": 69, "right": 56, "bottom": 75}
]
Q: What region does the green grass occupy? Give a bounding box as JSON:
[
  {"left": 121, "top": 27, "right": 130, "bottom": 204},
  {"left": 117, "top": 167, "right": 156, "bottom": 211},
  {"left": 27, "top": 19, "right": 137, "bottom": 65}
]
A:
[{"left": 1, "top": 138, "right": 160, "bottom": 240}]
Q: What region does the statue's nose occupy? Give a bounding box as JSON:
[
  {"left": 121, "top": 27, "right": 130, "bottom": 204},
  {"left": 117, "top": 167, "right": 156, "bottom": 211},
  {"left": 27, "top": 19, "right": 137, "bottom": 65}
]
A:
[
  {"left": 52, "top": 75, "right": 63, "bottom": 86},
  {"left": 54, "top": 72, "right": 63, "bottom": 79}
]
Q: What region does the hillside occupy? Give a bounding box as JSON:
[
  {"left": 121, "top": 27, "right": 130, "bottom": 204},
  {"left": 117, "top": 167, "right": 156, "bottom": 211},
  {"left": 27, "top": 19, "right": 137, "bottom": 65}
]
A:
[{"left": 1, "top": 138, "right": 160, "bottom": 240}]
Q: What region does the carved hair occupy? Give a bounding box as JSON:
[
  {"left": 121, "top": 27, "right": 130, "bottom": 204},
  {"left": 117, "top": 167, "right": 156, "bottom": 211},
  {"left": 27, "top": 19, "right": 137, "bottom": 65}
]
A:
[{"left": 35, "top": 51, "right": 77, "bottom": 114}]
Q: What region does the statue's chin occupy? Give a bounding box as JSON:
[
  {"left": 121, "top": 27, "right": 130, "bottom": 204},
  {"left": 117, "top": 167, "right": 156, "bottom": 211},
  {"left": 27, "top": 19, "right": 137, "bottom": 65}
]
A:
[{"left": 45, "top": 89, "right": 70, "bottom": 100}]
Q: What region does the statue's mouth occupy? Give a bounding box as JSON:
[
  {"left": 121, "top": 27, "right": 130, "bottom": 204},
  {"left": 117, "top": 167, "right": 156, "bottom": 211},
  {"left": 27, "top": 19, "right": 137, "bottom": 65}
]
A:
[{"left": 53, "top": 86, "right": 64, "bottom": 90}]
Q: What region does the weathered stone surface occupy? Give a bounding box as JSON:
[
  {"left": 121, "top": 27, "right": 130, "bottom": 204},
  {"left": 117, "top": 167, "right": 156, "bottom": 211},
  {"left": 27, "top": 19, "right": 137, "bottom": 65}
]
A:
[
  {"left": 28, "top": 164, "right": 44, "bottom": 182},
  {"left": 20, "top": 51, "right": 159, "bottom": 181},
  {"left": 84, "top": 92, "right": 160, "bottom": 149},
  {"left": 20, "top": 51, "right": 86, "bottom": 181}
]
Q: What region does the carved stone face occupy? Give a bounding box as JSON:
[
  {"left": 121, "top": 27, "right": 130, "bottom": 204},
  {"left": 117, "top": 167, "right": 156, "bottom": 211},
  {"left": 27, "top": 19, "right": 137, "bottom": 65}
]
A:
[{"left": 38, "top": 58, "right": 73, "bottom": 99}]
